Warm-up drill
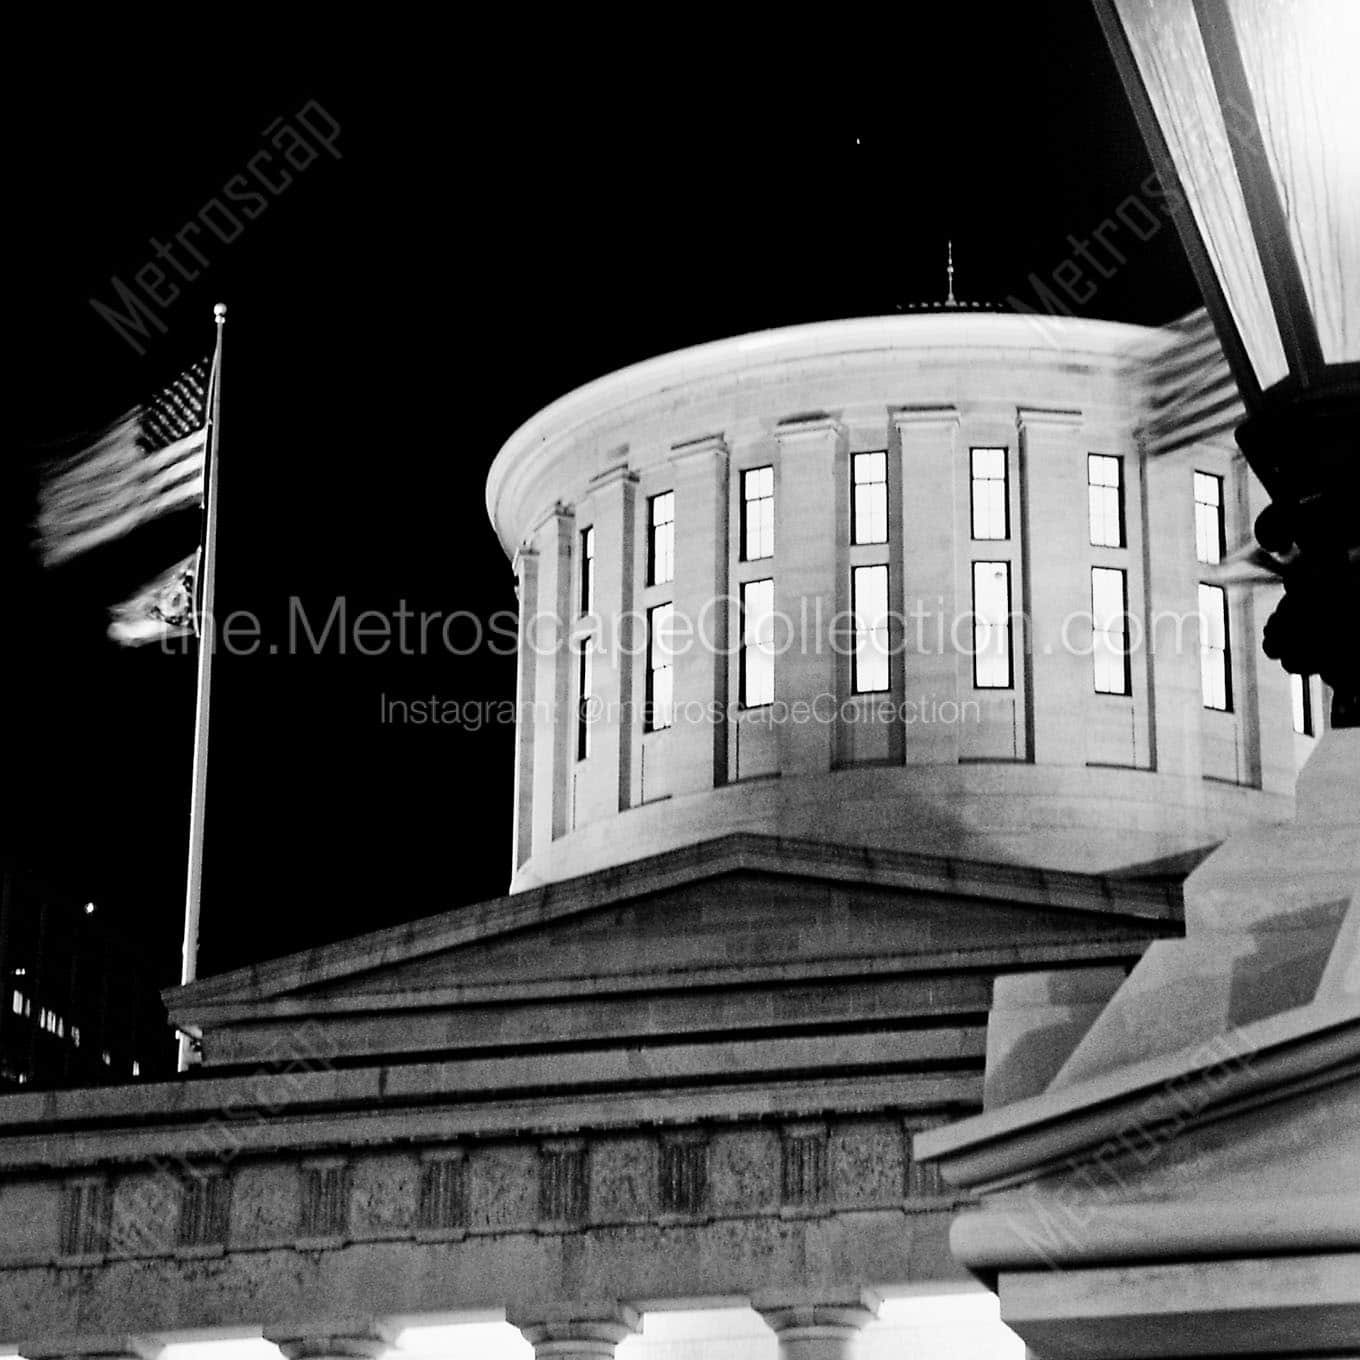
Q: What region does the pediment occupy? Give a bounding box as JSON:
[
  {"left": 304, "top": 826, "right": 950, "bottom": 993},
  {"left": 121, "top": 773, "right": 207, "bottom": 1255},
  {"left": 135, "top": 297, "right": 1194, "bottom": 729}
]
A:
[
  {"left": 299, "top": 868, "right": 1160, "bottom": 1001},
  {"left": 170, "top": 834, "right": 1177, "bottom": 1065}
]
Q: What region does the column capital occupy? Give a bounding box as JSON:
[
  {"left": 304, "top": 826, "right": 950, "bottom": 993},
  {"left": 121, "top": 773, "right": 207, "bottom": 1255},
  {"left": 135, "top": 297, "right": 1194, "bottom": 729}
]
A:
[
  {"left": 263, "top": 1321, "right": 397, "bottom": 1360},
  {"left": 1015, "top": 405, "right": 1082, "bottom": 433},
  {"left": 756, "top": 1297, "right": 879, "bottom": 1359},
  {"left": 669, "top": 432, "right": 729, "bottom": 468},
  {"left": 527, "top": 500, "right": 576, "bottom": 543},
  {"left": 774, "top": 413, "right": 845, "bottom": 444},
  {"left": 509, "top": 1302, "right": 641, "bottom": 1359},
  {"left": 892, "top": 403, "right": 960, "bottom": 429},
  {"left": 587, "top": 463, "right": 639, "bottom": 494}
]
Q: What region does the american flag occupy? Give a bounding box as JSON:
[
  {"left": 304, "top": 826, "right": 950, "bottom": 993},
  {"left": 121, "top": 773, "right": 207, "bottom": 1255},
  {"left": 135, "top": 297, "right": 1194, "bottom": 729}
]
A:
[{"left": 37, "top": 357, "right": 211, "bottom": 566}]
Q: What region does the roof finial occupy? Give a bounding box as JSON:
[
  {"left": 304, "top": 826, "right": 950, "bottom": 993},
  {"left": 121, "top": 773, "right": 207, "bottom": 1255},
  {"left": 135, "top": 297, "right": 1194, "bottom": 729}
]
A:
[{"left": 945, "top": 239, "right": 956, "bottom": 307}]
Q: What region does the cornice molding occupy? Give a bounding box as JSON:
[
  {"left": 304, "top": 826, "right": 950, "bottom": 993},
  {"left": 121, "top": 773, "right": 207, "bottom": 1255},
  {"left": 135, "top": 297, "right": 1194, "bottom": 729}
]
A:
[
  {"left": 1016, "top": 406, "right": 1083, "bottom": 432},
  {"left": 774, "top": 414, "right": 844, "bottom": 442},
  {"left": 585, "top": 463, "right": 639, "bottom": 494},
  {"left": 915, "top": 1002, "right": 1360, "bottom": 1194},
  {"left": 668, "top": 432, "right": 729, "bottom": 467},
  {"left": 892, "top": 405, "right": 961, "bottom": 428},
  {"left": 950, "top": 1193, "right": 1360, "bottom": 1273}
]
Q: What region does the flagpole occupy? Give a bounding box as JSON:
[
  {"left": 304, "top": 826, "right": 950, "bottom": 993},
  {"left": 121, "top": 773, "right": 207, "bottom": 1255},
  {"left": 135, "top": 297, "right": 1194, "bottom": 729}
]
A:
[{"left": 178, "top": 302, "right": 226, "bottom": 1071}]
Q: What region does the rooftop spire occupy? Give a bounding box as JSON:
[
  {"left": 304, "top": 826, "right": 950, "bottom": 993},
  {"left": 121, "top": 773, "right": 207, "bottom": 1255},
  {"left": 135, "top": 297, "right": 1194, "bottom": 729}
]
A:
[{"left": 945, "top": 239, "right": 956, "bottom": 307}]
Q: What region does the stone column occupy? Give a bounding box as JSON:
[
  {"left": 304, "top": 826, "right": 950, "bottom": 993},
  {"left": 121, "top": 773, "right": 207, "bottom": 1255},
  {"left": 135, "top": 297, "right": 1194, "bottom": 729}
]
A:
[
  {"left": 667, "top": 433, "right": 730, "bottom": 797},
  {"left": 758, "top": 1301, "right": 876, "bottom": 1360},
  {"left": 264, "top": 1322, "right": 394, "bottom": 1360},
  {"left": 774, "top": 416, "right": 844, "bottom": 777},
  {"left": 511, "top": 1303, "right": 640, "bottom": 1359}
]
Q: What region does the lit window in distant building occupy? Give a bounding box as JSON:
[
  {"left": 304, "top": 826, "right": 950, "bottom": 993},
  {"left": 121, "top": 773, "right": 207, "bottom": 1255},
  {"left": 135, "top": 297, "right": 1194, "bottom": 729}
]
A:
[
  {"left": 1092, "top": 568, "right": 1131, "bottom": 695},
  {"left": 741, "top": 578, "right": 776, "bottom": 708},
  {"left": 851, "top": 451, "right": 888, "bottom": 545},
  {"left": 1088, "top": 454, "right": 1126, "bottom": 547},
  {"left": 579, "top": 526, "right": 595, "bottom": 617},
  {"left": 970, "top": 448, "right": 1009, "bottom": 540},
  {"left": 1199, "top": 583, "right": 1232, "bottom": 711},
  {"left": 852, "top": 565, "right": 890, "bottom": 694},
  {"left": 1194, "top": 471, "right": 1226, "bottom": 564},
  {"left": 646, "top": 603, "right": 675, "bottom": 732},
  {"left": 648, "top": 491, "right": 675, "bottom": 586},
  {"left": 1291, "top": 673, "right": 1314, "bottom": 736},
  {"left": 741, "top": 467, "right": 775, "bottom": 561},
  {"left": 972, "top": 562, "right": 1013, "bottom": 689}
]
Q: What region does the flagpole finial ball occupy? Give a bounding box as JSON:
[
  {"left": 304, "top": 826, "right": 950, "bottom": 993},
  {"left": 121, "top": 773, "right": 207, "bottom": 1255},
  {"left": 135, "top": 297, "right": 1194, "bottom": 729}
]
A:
[{"left": 214, "top": 303, "right": 227, "bottom": 320}]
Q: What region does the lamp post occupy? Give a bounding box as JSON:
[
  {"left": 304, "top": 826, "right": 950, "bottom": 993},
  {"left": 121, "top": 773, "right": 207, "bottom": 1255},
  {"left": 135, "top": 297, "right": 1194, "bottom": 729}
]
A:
[{"left": 1094, "top": 0, "right": 1359, "bottom": 725}]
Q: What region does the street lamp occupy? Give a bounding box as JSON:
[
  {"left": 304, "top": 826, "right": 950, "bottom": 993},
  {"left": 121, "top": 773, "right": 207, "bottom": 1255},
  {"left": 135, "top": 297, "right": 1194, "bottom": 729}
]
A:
[{"left": 1094, "top": 0, "right": 1359, "bottom": 724}]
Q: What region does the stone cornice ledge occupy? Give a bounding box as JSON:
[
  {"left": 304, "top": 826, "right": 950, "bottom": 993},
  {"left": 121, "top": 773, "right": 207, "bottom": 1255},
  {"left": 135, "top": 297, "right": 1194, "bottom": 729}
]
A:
[
  {"left": 914, "top": 1000, "right": 1360, "bottom": 1196},
  {"left": 949, "top": 1195, "right": 1360, "bottom": 1274}
]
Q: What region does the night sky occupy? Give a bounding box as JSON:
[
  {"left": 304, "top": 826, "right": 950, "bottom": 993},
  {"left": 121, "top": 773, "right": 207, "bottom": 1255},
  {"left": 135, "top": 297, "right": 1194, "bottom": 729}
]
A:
[{"left": 4, "top": 8, "right": 1200, "bottom": 987}]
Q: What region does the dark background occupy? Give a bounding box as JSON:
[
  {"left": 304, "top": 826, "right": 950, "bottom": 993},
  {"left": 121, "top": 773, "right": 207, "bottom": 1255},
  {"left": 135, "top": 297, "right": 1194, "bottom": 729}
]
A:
[{"left": 3, "top": 8, "right": 1198, "bottom": 988}]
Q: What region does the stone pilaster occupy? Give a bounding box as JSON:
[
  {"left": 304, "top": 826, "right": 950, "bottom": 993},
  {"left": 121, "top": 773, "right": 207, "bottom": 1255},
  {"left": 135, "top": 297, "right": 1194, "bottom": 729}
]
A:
[
  {"left": 510, "top": 1303, "right": 640, "bottom": 1359},
  {"left": 774, "top": 416, "right": 844, "bottom": 777},
  {"left": 757, "top": 1300, "right": 877, "bottom": 1360},
  {"left": 894, "top": 406, "right": 961, "bottom": 765},
  {"left": 1017, "top": 406, "right": 1083, "bottom": 767},
  {"left": 1142, "top": 450, "right": 1204, "bottom": 780},
  {"left": 583, "top": 465, "right": 639, "bottom": 821},
  {"left": 511, "top": 544, "right": 539, "bottom": 874},
  {"left": 666, "top": 434, "right": 730, "bottom": 797},
  {"left": 524, "top": 505, "right": 575, "bottom": 852},
  {"left": 264, "top": 1322, "right": 394, "bottom": 1360}
]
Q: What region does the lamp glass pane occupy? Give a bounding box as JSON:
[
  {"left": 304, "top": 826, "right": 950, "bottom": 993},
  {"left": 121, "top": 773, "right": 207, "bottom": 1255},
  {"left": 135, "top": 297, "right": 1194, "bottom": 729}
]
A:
[
  {"left": 1228, "top": 0, "right": 1360, "bottom": 364},
  {"left": 1115, "top": 0, "right": 1289, "bottom": 389}
]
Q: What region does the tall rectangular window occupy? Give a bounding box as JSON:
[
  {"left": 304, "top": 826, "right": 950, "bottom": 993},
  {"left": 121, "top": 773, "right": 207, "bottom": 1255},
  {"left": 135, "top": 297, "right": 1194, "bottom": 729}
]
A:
[
  {"left": 972, "top": 561, "right": 1012, "bottom": 689},
  {"left": 851, "top": 451, "right": 888, "bottom": 544},
  {"left": 576, "top": 644, "right": 593, "bottom": 760},
  {"left": 646, "top": 603, "right": 674, "bottom": 732},
  {"left": 1199, "top": 583, "right": 1232, "bottom": 710},
  {"left": 1088, "top": 454, "right": 1125, "bottom": 548},
  {"left": 741, "top": 578, "right": 775, "bottom": 707},
  {"left": 1194, "top": 472, "right": 1225, "bottom": 564},
  {"left": 1291, "top": 673, "right": 1314, "bottom": 736},
  {"left": 1091, "top": 567, "right": 1131, "bottom": 695},
  {"left": 648, "top": 492, "right": 675, "bottom": 586},
  {"left": 970, "top": 447, "right": 1009, "bottom": 540},
  {"left": 579, "top": 526, "right": 594, "bottom": 616},
  {"left": 741, "top": 466, "right": 774, "bottom": 561},
  {"left": 851, "top": 564, "right": 890, "bottom": 693}
]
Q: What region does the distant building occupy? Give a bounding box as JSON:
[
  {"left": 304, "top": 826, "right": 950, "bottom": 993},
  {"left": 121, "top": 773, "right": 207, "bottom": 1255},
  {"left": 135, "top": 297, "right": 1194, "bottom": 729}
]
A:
[{"left": 0, "top": 864, "right": 175, "bottom": 1091}]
